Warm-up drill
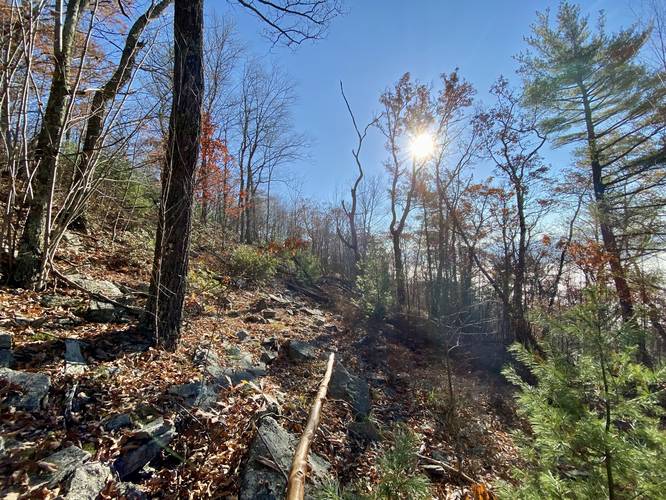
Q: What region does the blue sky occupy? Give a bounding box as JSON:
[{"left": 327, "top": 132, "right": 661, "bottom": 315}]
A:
[{"left": 209, "top": 1, "right": 642, "bottom": 201}]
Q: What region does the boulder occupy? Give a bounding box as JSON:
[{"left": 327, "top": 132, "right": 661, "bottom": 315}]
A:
[
  {"left": 0, "top": 331, "right": 13, "bottom": 349},
  {"left": 79, "top": 300, "right": 128, "bottom": 323},
  {"left": 68, "top": 275, "right": 123, "bottom": 298},
  {"left": 168, "top": 381, "right": 218, "bottom": 410},
  {"left": 287, "top": 340, "right": 318, "bottom": 362},
  {"left": 65, "top": 461, "right": 111, "bottom": 499},
  {"left": 40, "top": 295, "right": 83, "bottom": 309},
  {"left": 236, "top": 329, "right": 250, "bottom": 342},
  {"left": 35, "top": 446, "right": 91, "bottom": 488},
  {"left": 113, "top": 418, "right": 176, "bottom": 480},
  {"left": 0, "top": 368, "right": 50, "bottom": 411},
  {"left": 64, "top": 339, "right": 86, "bottom": 375},
  {"left": 329, "top": 364, "right": 371, "bottom": 418},
  {"left": 103, "top": 413, "right": 134, "bottom": 432},
  {"left": 240, "top": 417, "right": 329, "bottom": 500},
  {"left": 0, "top": 350, "right": 14, "bottom": 368}
]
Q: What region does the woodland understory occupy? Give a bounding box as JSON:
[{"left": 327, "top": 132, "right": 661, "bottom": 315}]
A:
[{"left": 1, "top": 0, "right": 666, "bottom": 499}]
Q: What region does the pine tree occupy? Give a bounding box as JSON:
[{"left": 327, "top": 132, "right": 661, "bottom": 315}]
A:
[
  {"left": 501, "top": 287, "right": 666, "bottom": 499},
  {"left": 519, "top": 2, "right": 666, "bottom": 327}
]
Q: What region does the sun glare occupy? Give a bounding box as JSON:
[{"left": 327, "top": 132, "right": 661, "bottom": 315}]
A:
[{"left": 410, "top": 132, "right": 435, "bottom": 160}]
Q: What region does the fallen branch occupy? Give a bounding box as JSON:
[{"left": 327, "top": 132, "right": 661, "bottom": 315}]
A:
[
  {"left": 51, "top": 266, "right": 144, "bottom": 317},
  {"left": 286, "top": 352, "right": 335, "bottom": 500},
  {"left": 417, "top": 453, "right": 476, "bottom": 484}
]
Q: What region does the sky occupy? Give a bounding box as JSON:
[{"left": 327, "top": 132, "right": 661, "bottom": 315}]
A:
[{"left": 208, "top": 0, "right": 644, "bottom": 201}]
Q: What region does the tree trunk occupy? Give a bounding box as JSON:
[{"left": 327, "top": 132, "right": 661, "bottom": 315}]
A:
[
  {"left": 145, "top": 0, "right": 203, "bottom": 351},
  {"left": 11, "top": 0, "right": 88, "bottom": 287},
  {"left": 392, "top": 230, "right": 406, "bottom": 308}
]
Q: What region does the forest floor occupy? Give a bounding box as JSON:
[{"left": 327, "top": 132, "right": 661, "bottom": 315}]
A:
[{"left": 0, "top": 229, "right": 521, "bottom": 499}]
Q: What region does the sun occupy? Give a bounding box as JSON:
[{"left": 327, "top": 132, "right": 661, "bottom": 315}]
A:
[{"left": 410, "top": 132, "right": 435, "bottom": 160}]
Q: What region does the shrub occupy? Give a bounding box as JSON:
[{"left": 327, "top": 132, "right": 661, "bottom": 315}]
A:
[
  {"left": 227, "top": 245, "right": 278, "bottom": 283},
  {"left": 500, "top": 287, "right": 666, "bottom": 499},
  {"left": 313, "top": 425, "right": 431, "bottom": 500}
]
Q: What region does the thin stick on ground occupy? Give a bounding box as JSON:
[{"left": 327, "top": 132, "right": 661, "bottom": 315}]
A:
[{"left": 286, "top": 352, "right": 335, "bottom": 500}]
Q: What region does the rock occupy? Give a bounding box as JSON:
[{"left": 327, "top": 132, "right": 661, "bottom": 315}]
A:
[
  {"left": 79, "top": 300, "right": 128, "bottom": 323},
  {"left": 244, "top": 314, "right": 268, "bottom": 324},
  {"left": 236, "top": 329, "right": 250, "bottom": 342},
  {"left": 301, "top": 307, "right": 322, "bottom": 316},
  {"left": 324, "top": 324, "right": 339, "bottom": 333},
  {"left": 40, "top": 295, "right": 82, "bottom": 309},
  {"left": 0, "top": 350, "right": 14, "bottom": 368},
  {"left": 313, "top": 317, "right": 325, "bottom": 327},
  {"left": 62, "top": 231, "right": 83, "bottom": 249},
  {"left": 35, "top": 446, "right": 91, "bottom": 488},
  {"left": 0, "top": 368, "right": 51, "bottom": 411},
  {"left": 64, "top": 339, "right": 87, "bottom": 375},
  {"left": 348, "top": 421, "right": 382, "bottom": 442},
  {"left": 260, "top": 349, "right": 278, "bottom": 364},
  {"left": 194, "top": 346, "right": 266, "bottom": 388},
  {"left": 168, "top": 381, "right": 218, "bottom": 409},
  {"left": 240, "top": 417, "right": 329, "bottom": 500},
  {"left": 113, "top": 418, "right": 176, "bottom": 480},
  {"left": 262, "top": 337, "right": 280, "bottom": 352},
  {"left": 262, "top": 308, "right": 277, "bottom": 320},
  {"left": 250, "top": 297, "right": 269, "bottom": 312},
  {"left": 287, "top": 340, "right": 318, "bottom": 362},
  {"left": 68, "top": 275, "right": 123, "bottom": 298},
  {"left": 268, "top": 293, "right": 290, "bottom": 305},
  {"left": 0, "top": 331, "right": 13, "bottom": 349},
  {"left": 65, "top": 461, "right": 111, "bottom": 499},
  {"left": 103, "top": 413, "right": 134, "bottom": 432},
  {"left": 329, "top": 364, "right": 371, "bottom": 418},
  {"left": 117, "top": 482, "right": 148, "bottom": 499}
]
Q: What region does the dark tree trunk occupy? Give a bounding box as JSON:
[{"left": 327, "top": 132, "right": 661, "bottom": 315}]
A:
[{"left": 145, "top": 0, "right": 203, "bottom": 351}]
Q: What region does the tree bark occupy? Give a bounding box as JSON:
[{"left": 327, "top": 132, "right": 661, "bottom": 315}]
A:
[
  {"left": 11, "top": 0, "right": 88, "bottom": 287},
  {"left": 145, "top": 0, "right": 204, "bottom": 350}
]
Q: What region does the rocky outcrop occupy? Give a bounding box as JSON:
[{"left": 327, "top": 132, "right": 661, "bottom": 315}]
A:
[
  {"left": 64, "top": 461, "right": 111, "bottom": 499},
  {"left": 0, "top": 368, "right": 51, "bottom": 411},
  {"left": 35, "top": 446, "right": 91, "bottom": 488},
  {"left": 329, "top": 363, "right": 371, "bottom": 419},
  {"left": 240, "top": 417, "right": 330, "bottom": 500}
]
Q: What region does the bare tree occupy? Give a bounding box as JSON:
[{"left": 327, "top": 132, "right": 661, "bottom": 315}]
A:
[{"left": 335, "top": 81, "right": 378, "bottom": 271}]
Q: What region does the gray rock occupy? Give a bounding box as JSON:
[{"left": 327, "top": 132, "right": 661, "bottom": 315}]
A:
[
  {"left": 313, "top": 317, "right": 325, "bottom": 327},
  {"left": 348, "top": 421, "right": 382, "bottom": 442},
  {"left": 240, "top": 417, "right": 329, "bottom": 500},
  {"left": 117, "top": 482, "right": 148, "bottom": 499},
  {"left": 68, "top": 275, "right": 123, "bottom": 298},
  {"left": 62, "top": 231, "right": 83, "bottom": 249},
  {"left": 244, "top": 313, "right": 268, "bottom": 324},
  {"left": 287, "top": 340, "right": 318, "bottom": 362},
  {"left": 194, "top": 346, "right": 267, "bottom": 388},
  {"left": 64, "top": 339, "right": 86, "bottom": 375},
  {"left": 324, "top": 324, "right": 339, "bottom": 333},
  {"left": 113, "top": 418, "right": 176, "bottom": 479},
  {"left": 0, "top": 350, "right": 14, "bottom": 368},
  {"left": 103, "top": 413, "right": 133, "bottom": 432},
  {"left": 260, "top": 349, "right": 278, "bottom": 364},
  {"left": 236, "top": 329, "right": 250, "bottom": 342},
  {"left": 0, "top": 368, "right": 50, "bottom": 411},
  {"left": 65, "top": 461, "right": 111, "bottom": 499},
  {"left": 262, "top": 308, "right": 277, "bottom": 320},
  {"left": 40, "top": 295, "right": 82, "bottom": 309},
  {"left": 79, "top": 300, "right": 128, "bottom": 323},
  {"left": 329, "top": 364, "right": 371, "bottom": 418},
  {"left": 0, "top": 331, "right": 13, "bottom": 349},
  {"left": 168, "top": 381, "right": 218, "bottom": 409},
  {"left": 36, "top": 445, "right": 91, "bottom": 488}
]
